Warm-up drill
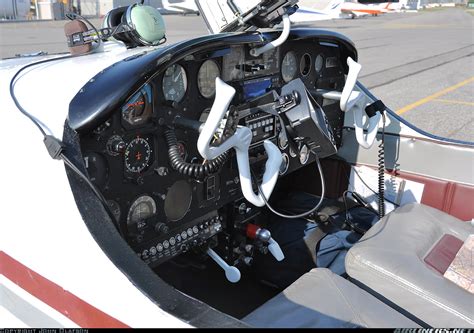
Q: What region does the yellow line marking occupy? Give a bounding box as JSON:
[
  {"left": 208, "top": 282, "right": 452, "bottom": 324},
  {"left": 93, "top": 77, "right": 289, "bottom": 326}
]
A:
[
  {"left": 397, "top": 77, "right": 474, "bottom": 115},
  {"left": 433, "top": 99, "right": 474, "bottom": 106}
]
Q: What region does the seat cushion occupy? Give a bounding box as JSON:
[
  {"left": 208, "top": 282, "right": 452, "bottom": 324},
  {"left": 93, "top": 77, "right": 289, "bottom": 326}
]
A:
[
  {"left": 345, "top": 203, "right": 474, "bottom": 327},
  {"left": 243, "top": 268, "right": 417, "bottom": 328}
]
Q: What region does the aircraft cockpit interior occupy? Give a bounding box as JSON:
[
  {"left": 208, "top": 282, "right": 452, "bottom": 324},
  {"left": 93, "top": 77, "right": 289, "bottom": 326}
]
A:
[
  {"left": 65, "top": 28, "right": 378, "bottom": 318},
  {"left": 54, "top": 0, "right": 473, "bottom": 328}
]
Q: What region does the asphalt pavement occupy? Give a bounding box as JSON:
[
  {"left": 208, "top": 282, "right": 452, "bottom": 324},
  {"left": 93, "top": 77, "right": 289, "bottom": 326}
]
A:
[{"left": 0, "top": 8, "right": 472, "bottom": 141}]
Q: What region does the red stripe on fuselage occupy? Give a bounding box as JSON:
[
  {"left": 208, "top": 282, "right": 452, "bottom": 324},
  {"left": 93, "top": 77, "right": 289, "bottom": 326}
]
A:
[{"left": 0, "top": 251, "right": 129, "bottom": 328}]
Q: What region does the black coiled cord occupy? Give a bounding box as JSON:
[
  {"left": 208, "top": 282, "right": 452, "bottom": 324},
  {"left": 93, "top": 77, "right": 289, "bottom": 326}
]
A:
[
  {"left": 378, "top": 112, "right": 386, "bottom": 218},
  {"left": 164, "top": 129, "right": 229, "bottom": 179}
]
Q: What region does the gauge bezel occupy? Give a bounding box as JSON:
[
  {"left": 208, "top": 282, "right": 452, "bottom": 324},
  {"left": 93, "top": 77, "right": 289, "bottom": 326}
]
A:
[
  {"left": 127, "top": 195, "right": 157, "bottom": 226},
  {"left": 299, "top": 144, "right": 310, "bottom": 165},
  {"left": 300, "top": 53, "right": 312, "bottom": 77},
  {"left": 121, "top": 84, "right": 153, "bottom": 128},
  {"left": 281, "top": 51, "right": 298, "bottom": 83},
  {"left": 289, "top": 146, "right": 298, "bottom": 158},
  {"left": 315, "top": 54, "right": 324, "bottom": 74},
  {"left": 162, "top": 64, "right": 188, "bottom": 103},
  {"left": 124, "top": 136, "right": 152, "bottom": 174},
  {"left": 278, "top": 131, "right": 288, "bottom": 150},
  {"left": 197, "top": 59, "right": 221, "bottom": 99},
  {"left": 279, "top": 153, "right": 290, "bottom": 175}
]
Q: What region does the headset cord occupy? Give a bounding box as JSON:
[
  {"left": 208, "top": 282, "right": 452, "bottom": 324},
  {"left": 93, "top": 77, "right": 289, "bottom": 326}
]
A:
[
  {"left": 65, "top": 12, "right": 103, "bottom": 50},
  {"left": 251, "top": 150, "right": 326, "bottom": 219},
  {"left": 377, "top": 111, "right": 386, "bottom": 218},
  {"left": 342, "top": 190, "right": 367, "bottom": 235},
  {"left": 10, "top": 56, "right": 121, "bottom": 234}
]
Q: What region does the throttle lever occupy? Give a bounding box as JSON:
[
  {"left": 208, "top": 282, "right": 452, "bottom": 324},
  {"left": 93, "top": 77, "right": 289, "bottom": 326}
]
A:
[
  {"left": 246, "top": 224, "right": 285, "bottom": 261},
  {"left": 197, "top": 78, "right": 282, "bottom": 207}
]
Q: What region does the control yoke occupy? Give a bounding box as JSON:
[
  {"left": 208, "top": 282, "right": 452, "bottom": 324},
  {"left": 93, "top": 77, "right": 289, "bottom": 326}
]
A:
[
  {"left": 197, "top": 78, "right": 282, "bottom": 207},
  {"left": 340, "top": 57, "right": 383, "bottom": 149}
]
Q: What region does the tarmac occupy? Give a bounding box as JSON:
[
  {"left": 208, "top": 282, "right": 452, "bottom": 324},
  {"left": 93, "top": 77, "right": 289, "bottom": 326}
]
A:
[{"left": 0, "top": 7, "right": 472, "bottom": 141}]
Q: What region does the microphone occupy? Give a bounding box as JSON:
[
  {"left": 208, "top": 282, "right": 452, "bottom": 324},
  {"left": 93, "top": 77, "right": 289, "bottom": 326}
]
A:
[
  {"left": 64, "top": 19, "right": 93, "bottom": 55},
  {"left": 64, "top": 20, "right": 113, "bottom": 55}
]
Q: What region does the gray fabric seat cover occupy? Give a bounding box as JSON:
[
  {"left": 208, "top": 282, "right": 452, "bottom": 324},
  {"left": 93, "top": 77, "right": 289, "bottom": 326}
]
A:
[
  {"left": 346, "top": 203, "right": 474, "bottom": 327},
  {"left": 243, "top": 268, "right": 417, "bottom": 328}
]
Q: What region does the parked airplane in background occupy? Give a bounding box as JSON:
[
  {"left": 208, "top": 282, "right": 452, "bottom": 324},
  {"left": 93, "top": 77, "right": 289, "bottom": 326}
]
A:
[
  {"left": 340, "top": 0, "right": 386, "bottom": 17},
  {"left": 366, "top": 1, "right": 403, "bottom": 13},
  {"left": 291, "top": 0, "right": 388, "bottom": 23},
  {"left": 290, "top": 0, "right": 349, "bottom": 23},
  {"left": 159, "top": 0, "right": 200, "bottom": 15}
]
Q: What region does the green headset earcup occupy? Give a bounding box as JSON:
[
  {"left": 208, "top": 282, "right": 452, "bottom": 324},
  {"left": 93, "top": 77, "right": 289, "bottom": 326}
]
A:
[
  {"left": 127, "top": 5, "right": 166, "bottom": 45},
  {"left": 102, "top": 4, "right": 165, "bottom": 48},
  {"left": 103, "top": 6, "right": 136, "bottom": 46}
]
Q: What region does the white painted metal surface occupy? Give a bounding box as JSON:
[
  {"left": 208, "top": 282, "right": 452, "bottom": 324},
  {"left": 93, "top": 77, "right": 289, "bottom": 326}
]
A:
[{"left": 0, "top": 42, "right": 191, "bottom": 328}]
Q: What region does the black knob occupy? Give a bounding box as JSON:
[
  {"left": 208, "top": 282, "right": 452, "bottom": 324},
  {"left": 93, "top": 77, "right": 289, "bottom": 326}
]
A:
[{"left": 155, "top": 222, "right": 169, "bottom": 235}]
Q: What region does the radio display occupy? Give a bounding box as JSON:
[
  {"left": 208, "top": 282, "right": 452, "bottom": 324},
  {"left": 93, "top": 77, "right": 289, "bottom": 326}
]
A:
[{"left": 243, "top": 77, "right": 272, "bottom": 100}]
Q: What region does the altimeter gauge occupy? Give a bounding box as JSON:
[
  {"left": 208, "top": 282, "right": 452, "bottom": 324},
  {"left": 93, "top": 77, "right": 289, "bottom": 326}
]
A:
[
  {"left": 198, "top": 60, "right": 220, "bottom": 98},
  {"left": 162, "top": 64, "right": 187, "bottom": 103}
]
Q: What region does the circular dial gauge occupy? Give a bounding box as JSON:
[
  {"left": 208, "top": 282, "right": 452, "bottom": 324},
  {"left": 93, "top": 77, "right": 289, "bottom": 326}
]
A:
[
  {"left": 281, "top": 51, "right": 298, "bottom": 83},
  {"left": 124, "top": 137, "right": 152, "bottom": 173},
  {"left": 279, "top": 153, "right": 290, "bottom": 175},
  {"left": 289, "top": 146, "right": 297, "bottom": 158},
  {"left": 300, "top": 53, "right": 311, "bottom": 77},
  {"left": 198, "top": 60, "right": 220, "bottom": 98},
  {"left": 122, "top": 85, "right": 153, "bottom": 127},
  {"left": 315, "top": 54, "right": 324, "bottom": 73},
  {"left": 299, "top": 144, "right": 310, "bottom": 165},
  {"left": 127, "top": 195, "right": 156, "bottom": 226},
  {"left": 278, "top": 131, "right": 288, "bottom": 150},
  {"left": 162, "top": 64, "right": 187, "bottom": 103}
]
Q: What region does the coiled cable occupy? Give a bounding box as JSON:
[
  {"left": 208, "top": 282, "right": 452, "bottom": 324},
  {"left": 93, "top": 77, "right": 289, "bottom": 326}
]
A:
[
  {"left": 378, "top": 111, "right": 386, "bottom": 218},
  {"left": 164, "top": 129, "right": 229, "bottom": 179},
  {"left": 251, "top": 150, "right": 326, "bottom": 219}
]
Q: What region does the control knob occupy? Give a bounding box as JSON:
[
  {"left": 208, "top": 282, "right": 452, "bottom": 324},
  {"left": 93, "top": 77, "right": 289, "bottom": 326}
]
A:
[
  {"left": 155, "top": 222, "right": 170, "bottom": 235},
  {"left": 107, "top": 135, "right": 126, "bottom": 156}
]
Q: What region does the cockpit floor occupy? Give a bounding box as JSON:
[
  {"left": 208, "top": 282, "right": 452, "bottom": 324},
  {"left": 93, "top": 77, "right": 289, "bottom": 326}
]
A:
[{"left": 155, "top": 257, "right": 280, "bottom": 319}]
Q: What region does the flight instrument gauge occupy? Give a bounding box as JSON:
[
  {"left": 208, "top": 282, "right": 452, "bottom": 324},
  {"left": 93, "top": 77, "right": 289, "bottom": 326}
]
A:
[
  {"left": 281, "top": 51, "right": 298, "bottom": 83},
  {"left": 315, "top": 54, "right": 324, "bottom": 73},
  {"left": 127, "top": 195, "right": 156, "bottom": 227},
  {"left": 124, "top": 137, "right": 152, "bottom": 173},
  {"left": 162, "top": 64, "right": 187, "bottom": 103},
  {"left": 198, "top": 60, "right": 220, "bottom": 98},
  {"left": 299, "top": 144, "right": 310, "bottom": 165},
  {"left": 278, "top": 131, "right": 288, "bottom": 150},
  {"left": 279, "top": 153, "right": 289, "bottom": 175},
  {"left": 122, "top": 84, "right": 153, "bottom": 127}
]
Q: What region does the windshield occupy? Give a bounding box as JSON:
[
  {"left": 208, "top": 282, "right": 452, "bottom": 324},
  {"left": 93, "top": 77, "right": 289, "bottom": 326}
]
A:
[{"left": 1, "top": 0, "right": 473, "bottom": 142}]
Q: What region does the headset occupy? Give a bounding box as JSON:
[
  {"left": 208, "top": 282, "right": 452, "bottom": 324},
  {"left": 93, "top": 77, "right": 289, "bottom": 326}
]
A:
[
  {"left": 64, "top": 3, "right": 166, "bottom": 55},
  {"left": 102, "top": 3, "right": 166, "bottom": 48}
]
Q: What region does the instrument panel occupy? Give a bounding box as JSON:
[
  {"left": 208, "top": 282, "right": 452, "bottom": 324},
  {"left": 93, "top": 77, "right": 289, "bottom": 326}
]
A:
[{"left": 79, "top": 39, "right": 346, "bottom": 267}]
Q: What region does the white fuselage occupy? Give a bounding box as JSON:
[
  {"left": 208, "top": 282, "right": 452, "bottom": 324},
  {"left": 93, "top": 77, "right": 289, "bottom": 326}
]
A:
[{"left": 0, "top": 42, "right": 191, "bottom": 328}]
